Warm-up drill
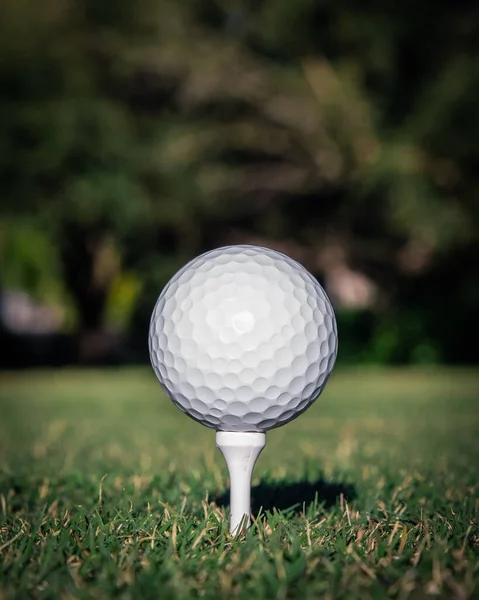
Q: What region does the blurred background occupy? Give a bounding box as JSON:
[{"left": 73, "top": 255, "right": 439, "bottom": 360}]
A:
[{"left": 1, "top": 0, "right": 478, "bottom": 369}]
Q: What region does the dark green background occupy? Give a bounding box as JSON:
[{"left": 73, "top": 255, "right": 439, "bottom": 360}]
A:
[{"left": 1, "top": 0, "right": 478, "bottom": 367}]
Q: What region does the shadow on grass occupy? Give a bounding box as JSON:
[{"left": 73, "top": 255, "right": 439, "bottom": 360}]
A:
[{"left": 214, "top": 477, "right": 356, "bottom": 516}]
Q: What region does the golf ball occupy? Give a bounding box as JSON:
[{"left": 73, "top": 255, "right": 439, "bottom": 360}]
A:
[{"left": 149, "top": 245, "right": 337, "bottom": 432}]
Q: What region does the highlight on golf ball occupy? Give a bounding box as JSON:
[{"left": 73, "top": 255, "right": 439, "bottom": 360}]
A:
[{"left": 148, "top": 244, "right": 338, "bottom": 432}]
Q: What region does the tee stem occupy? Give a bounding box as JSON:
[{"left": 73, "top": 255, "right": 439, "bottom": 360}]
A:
[{"left": 216, "top": 431, "right": 266, "bottom": 535}]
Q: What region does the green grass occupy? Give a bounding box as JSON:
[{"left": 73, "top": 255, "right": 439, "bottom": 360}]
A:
[{"left": 0, "top": 368, "right": 478, "bottom": 599}]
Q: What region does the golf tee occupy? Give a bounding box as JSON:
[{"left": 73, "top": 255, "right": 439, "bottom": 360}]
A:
[{"left": 216, "top": 431, "right": 266, "bottom": 535}]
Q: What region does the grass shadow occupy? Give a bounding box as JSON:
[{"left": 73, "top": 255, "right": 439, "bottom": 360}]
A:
[{"left": 214, "top": 477, "right": 356, "bottom": 517}]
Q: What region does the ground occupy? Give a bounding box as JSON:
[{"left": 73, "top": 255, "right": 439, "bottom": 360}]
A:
[{"left": 0, "top": 368, "right": 478, "bottom": 599}]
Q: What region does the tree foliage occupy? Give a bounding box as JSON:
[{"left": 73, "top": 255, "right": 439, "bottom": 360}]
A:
[{"left": 1, "top": 0, "right": 478, "bottom": 363}]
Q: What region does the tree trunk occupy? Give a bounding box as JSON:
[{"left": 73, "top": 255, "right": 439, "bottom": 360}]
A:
[{"left": 61, "top": 223, "right": 119, "bottom": 364}]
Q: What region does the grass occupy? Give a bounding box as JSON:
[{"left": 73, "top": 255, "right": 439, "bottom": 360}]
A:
[{"left": 0, "top": 367, "right": 478, "bottom": 599}]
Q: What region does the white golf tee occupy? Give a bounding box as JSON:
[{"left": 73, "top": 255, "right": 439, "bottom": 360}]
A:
[{"left": 216, "top": 431, "right": 266, "bottom": 535}]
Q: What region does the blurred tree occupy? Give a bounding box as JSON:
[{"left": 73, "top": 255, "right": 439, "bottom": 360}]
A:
[{"left": 0, "top": 0, "right": 478, "bottom": 363}]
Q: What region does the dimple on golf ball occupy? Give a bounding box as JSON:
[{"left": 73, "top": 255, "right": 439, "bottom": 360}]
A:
[{"left": 149, "top": 245, "right": 338, "bottom": 432}]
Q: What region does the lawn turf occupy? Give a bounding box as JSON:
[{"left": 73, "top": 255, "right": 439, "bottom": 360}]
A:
[{"left": 0, "top": 368, "right": 478, "bottom": 599}]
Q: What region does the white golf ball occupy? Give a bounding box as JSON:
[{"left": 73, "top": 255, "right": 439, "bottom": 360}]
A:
[{"left": 149, "top": 245, "right": 338, "bottom": 432}]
